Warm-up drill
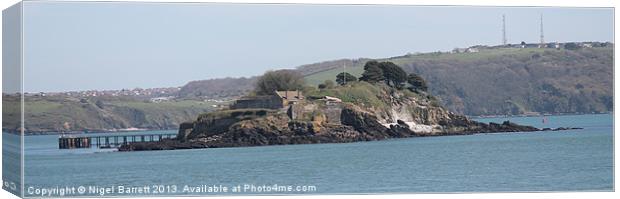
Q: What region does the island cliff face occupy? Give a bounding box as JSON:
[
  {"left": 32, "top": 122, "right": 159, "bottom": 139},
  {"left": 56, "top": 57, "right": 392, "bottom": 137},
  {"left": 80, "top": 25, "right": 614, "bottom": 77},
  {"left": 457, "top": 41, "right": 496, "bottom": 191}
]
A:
[{"left": 119, "top": 83, "right": 539, "bottom": 151}]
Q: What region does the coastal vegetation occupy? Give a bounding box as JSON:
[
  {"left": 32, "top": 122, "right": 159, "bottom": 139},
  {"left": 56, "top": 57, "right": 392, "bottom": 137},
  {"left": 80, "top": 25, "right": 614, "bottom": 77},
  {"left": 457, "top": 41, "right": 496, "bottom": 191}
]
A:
[{"left": 254, "top": 70, "right": 306, "bottom": 95}]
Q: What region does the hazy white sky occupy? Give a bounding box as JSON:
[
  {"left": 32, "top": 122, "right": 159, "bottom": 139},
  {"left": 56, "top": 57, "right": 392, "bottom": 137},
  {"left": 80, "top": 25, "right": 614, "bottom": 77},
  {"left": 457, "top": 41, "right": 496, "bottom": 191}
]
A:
[{"left": 19, "top": 1, "right": 614, "bottom": 92}]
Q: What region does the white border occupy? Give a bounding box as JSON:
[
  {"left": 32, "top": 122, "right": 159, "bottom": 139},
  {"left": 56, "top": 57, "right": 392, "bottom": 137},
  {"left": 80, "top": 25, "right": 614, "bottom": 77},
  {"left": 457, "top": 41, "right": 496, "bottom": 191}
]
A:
[
  {"left": 0, "top": 0, "right": 617, "bottom": 199},
  {"left": 3, "top": 0, "right": 616, "bottom": 7}
]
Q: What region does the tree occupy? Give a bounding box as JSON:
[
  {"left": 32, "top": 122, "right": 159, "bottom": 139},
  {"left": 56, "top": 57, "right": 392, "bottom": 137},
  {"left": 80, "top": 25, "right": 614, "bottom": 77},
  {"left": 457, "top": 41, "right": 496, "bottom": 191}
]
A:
[
  {"left": 324, "top": 80, "right": 335, "bottom": 89},
  {"left": 564, "top": 42, "right": 580, "bottom": 50},
  {"left": 359, "top": 60, "right": 385, "bottom": 83},
  {"left": 407, "top": 73, "right": 428, "bottom": 92},
  {"left": 254, "top": 70, "right": 305, "bottom": 95},
  {"left": 336, "top": 72, "right": 357, "bottom": 85},
  {"left": 378, "top": 61, "right": 407, "bottom": 89},
  {"left": 318, "top": 80, "right": 335, "bottom": 89}
]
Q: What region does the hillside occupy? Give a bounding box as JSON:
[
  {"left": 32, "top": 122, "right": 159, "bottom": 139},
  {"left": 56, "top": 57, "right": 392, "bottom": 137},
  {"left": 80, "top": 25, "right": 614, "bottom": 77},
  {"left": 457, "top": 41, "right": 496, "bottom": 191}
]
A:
[
  {"left": 303, "top": 47, "right": 613, "bottom": 116},
  {"left": 2, "top": 95, "right": 221, "bottom": 134}
]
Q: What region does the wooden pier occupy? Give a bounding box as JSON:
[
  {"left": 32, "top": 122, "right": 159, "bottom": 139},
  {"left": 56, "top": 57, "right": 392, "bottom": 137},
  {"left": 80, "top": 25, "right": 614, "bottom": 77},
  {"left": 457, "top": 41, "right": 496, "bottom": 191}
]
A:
[{"left": 58, "top": 133, "right": 177, "bottom": 149}]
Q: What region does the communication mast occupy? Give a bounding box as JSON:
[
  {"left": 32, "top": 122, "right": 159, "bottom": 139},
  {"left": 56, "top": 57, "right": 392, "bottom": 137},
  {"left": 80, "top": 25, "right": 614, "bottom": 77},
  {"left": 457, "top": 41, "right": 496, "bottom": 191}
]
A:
[
  {"left": 502, "top": 14, "right": 507, "bottom": 45},
  {"left": 539, "top": 14, "right": 545, "bottom": 47},
  {"left": 343, "top": 62, "right": 346, "bottom": 85}
]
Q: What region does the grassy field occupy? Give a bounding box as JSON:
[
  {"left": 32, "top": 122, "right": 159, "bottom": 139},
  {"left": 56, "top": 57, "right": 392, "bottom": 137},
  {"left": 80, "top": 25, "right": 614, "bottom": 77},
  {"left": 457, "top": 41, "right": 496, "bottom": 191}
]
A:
[
  {"left": 304, "top": 48, "right": 549, "bottom": 86},
  {"left": 306, "top": 81, "right": 386, "bottom": 108}
]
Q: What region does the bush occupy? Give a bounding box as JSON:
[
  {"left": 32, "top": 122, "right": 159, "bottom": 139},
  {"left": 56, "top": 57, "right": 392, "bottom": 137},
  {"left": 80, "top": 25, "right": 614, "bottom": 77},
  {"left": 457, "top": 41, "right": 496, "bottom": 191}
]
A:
[
  {"left": 564, "top": 42, "right": 580, "bottom": 50},
  {"left": 255, "top": 70, "right": 305, "bottom": 95},
  {"left": 336, "top": 72, "right": 357, "bottom": 85},
  {"left": 407, "top": 73, "right": 428, "bottom": 92}
]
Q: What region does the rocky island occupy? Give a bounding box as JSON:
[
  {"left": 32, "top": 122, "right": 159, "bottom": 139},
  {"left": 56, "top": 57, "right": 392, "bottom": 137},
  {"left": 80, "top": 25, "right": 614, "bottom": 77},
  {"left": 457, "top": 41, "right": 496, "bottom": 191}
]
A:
[{"left": 119, "top": 61, "right": 573, "bottom": 151}]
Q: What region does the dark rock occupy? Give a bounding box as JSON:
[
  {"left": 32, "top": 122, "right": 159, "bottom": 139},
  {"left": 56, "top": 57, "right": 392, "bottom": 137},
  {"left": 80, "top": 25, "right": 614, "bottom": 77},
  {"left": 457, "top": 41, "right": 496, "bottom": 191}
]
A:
[
  {"left": 119, "top": 90, "right": 555, "bottom": 152},
  {"left": 118, "top": 138, "right": 207, "bottom": 151},
  {"left": 119, "top": 107, "right": 551, "bottom": 152},
  {"left": 177, "top": 122, "right": 194, "bottom": 141},
  {"left": 396, "top": 120, "right": 409, "bottom": 128},
  {"left": 389, "top": 123, "right": 415, "bottom": 138},
  {"left": 288, "top": 121, "right": 317, "bottom": 135},
  {"left": 340, "top": 105, "right": 390, "bottom": 139},
  {"left": 120, "top": 106, "right": 397, "bottom": 151}
]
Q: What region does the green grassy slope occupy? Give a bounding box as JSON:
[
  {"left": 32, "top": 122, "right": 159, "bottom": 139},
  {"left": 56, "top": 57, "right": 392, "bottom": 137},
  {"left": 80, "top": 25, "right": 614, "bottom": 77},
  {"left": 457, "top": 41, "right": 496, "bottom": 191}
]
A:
[
  {"left": 305, "top": 48, "right": 549, "bottom": 85},
  {"left": 2, "top": 95, "right": 223, "bottom": 134}
]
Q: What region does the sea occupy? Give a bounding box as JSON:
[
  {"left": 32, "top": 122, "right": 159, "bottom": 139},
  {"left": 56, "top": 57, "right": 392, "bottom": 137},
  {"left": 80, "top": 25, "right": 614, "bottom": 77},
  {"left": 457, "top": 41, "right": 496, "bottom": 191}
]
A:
[{"left": 2, "top": 114, "right": 614, "bottom": 197}]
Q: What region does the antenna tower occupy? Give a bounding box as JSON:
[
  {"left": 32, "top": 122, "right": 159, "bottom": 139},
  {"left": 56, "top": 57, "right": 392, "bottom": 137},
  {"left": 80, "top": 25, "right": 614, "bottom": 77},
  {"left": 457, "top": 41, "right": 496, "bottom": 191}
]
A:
[
  {"left": 540, "top": 14, "right": 545, "bottom": 47},
  {"left": 502, "top": 14, "right": 507, "bottom": 45}
]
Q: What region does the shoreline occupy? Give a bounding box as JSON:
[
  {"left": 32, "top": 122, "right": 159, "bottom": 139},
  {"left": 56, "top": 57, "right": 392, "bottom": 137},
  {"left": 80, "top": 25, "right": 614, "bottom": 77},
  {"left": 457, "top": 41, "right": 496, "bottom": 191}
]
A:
[
  {"left": 468, "top": 112, "right": 612, "bottom": 119},
  {"left": 121, "top": 128, "right": 577, "bottom": 153},
  {"left": 117, "top": 125, "right": 583, "bottom": 152},
  {"left": 8, "top": 112, "right": 609, "bottom": 136}
]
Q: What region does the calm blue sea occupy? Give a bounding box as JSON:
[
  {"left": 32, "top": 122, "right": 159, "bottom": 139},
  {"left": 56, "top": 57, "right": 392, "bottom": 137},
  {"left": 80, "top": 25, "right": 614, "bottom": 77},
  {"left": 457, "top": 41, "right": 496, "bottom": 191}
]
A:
[{"left": 3, "top": 114, "right": 614, "bottom": 197}]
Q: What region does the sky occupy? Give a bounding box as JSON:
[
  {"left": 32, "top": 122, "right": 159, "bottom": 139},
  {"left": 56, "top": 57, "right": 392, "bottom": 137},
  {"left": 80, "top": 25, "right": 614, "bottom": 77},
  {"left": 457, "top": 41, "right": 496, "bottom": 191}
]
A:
[{"left": 18, "top": 1, "right": 614, "bottom": 92}]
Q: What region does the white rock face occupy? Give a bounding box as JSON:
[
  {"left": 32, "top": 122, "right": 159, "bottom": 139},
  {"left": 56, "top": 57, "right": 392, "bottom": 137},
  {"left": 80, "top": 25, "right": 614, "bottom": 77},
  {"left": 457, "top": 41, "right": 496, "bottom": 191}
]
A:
[
  {"left": 373, "top": 87, "right": 452, "bottom": 134},
  {"left": 390, "top": 109, "right": 413, "bottom": 122},
  {"left": 377, "top": 98, "right": 446, "bottom": 133},
  {"left": 409, "top": 123, "right": 439, "bottom": 133},
  {"left": 381, "top": 121, "right": 439, "bottom": 133}
]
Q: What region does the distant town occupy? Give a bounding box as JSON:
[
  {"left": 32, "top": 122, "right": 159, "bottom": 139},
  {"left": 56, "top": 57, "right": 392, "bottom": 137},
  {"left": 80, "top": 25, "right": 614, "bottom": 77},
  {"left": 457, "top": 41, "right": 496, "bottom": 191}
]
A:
[{"left": 20, "top": 87, "right": 180, "bottom": 98}]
